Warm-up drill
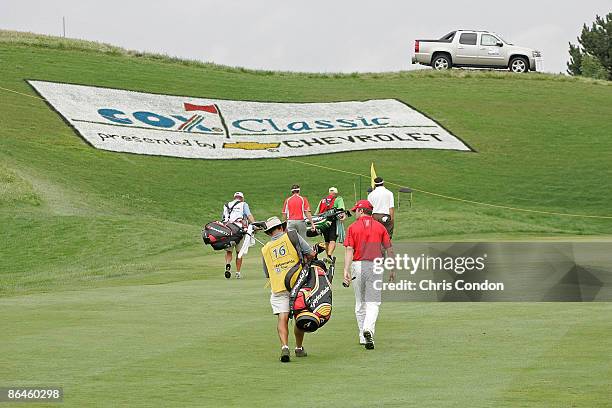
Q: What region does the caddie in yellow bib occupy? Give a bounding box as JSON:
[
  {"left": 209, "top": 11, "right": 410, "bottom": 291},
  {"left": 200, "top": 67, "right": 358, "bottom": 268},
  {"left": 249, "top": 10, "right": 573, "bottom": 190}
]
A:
[
  {"left": 262, "top": 231, "right": 303, "bottom": 293},
  {"left": 261, "top": 216, "right": 315, "bottom": 363}
]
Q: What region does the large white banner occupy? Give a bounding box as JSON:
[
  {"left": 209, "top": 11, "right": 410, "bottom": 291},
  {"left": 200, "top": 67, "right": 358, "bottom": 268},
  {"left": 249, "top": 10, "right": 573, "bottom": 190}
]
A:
[{"left": 28, "top": 80, "right": 473, "bottom": 159}]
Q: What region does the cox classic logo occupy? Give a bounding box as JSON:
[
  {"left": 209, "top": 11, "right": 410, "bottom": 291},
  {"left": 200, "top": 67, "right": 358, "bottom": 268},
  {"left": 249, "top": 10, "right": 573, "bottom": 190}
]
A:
[
  {"left": 27, "top": 80, "right": 473, "bottom": 159},
  {"left": 97, "top": 102, "right": 391, "bottom": 137},
  {"left": 98, "top": 103, "right": 226, "bottom": 135}
]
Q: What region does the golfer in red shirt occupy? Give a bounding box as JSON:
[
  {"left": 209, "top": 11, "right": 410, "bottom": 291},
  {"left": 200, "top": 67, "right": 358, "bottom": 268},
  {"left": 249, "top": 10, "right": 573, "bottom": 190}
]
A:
[
  {"left": 343, "top": 199, "right": 394, "bottom": 350},
  {"left": 282, "top": 184, "right": 316, "bottom": 239}
]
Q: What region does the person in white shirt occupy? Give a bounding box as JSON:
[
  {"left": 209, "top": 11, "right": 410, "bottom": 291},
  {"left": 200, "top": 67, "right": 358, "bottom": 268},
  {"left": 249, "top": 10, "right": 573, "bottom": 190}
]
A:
[
  {"left": 222, "top": 192, "right": 255, "bottom": 279},
  {"left": 367, "top": 177, "right": 395, "bottom": 238}
]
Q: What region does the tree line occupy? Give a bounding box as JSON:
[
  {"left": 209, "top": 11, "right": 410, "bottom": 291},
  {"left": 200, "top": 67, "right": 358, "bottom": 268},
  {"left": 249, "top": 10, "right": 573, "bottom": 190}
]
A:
[{"left": 568, "top": 13, "right": 611, "bottom": 80}]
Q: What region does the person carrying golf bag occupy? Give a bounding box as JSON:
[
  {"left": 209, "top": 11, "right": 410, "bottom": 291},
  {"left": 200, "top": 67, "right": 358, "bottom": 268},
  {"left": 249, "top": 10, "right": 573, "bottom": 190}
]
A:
[
  {"left": 201, "top": 193, "right": 254, "bottom": 267},
  {"left": 261, "top": 216, "right": 316, "bottom": 362},
  {"left": 313, "top": 187, "right": 347, "bottom": 258}
]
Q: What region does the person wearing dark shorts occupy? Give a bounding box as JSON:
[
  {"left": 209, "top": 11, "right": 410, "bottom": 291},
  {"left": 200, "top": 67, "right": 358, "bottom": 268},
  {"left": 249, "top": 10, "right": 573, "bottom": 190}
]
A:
[
  {"left": 367, "top": 177, "right": 395, "bottom": 238},
  {"left": 322, "top": 218, "right": 338, "bottom": 243},
  {"left": 316, "top": 187, "right": 346, "bottom": 258}
]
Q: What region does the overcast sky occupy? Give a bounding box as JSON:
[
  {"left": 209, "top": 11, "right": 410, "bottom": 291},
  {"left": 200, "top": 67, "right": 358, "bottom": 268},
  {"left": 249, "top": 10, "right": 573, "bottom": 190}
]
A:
[{"left": 1, "top": 1, "right": 609, "bottom": 74}]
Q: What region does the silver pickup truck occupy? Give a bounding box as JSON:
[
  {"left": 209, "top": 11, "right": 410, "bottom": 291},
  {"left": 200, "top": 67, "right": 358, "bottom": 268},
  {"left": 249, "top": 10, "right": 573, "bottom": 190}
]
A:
[{"left": 412, "top": 30, "right": 541, "bottom": 73}]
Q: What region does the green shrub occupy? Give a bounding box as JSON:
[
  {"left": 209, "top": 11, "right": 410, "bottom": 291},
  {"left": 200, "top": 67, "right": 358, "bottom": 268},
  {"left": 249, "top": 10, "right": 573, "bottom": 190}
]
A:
[{"left": 581, "top": 54, "right": 609, "bottom": 80}]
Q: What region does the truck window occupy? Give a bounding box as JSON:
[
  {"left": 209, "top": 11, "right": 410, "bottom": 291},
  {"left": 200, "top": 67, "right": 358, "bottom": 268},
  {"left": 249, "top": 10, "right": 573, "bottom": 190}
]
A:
[
  {"left": 481, "top": 34, "right": 500, "bottom": 46},
  {"left": 439, "top": 31, "right": 456, "bottom": 42},
  {"left": 459, "top": 33, "right": 477, "bottom": 46}
]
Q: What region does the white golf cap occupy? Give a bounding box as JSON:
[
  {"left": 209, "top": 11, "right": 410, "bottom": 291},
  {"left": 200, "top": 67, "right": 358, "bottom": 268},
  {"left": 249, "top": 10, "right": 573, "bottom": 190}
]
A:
[
  {"left": 329, "top": 187, "right": 338, "bottom": 193},
  {"left": 234, "top": 191, "right": 244, "bottom": 198}
]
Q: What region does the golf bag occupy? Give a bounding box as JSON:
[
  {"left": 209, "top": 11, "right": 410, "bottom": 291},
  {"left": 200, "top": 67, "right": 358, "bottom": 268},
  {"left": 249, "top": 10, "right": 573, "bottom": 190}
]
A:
[
  {"left": 289, "top": 257, "right": 334, "bottom": 332},
  {"left": 201, "top": 221, "right": 245, "bottom": 251},
  {"left": 306, "top": 207, "right": 350, "bottom": 238}
]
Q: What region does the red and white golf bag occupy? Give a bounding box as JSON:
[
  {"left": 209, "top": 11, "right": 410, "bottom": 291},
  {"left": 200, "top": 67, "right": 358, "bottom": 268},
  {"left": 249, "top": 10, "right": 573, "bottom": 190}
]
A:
[{"left": 289, "top": 259, "right": 334, "bottom": 332}]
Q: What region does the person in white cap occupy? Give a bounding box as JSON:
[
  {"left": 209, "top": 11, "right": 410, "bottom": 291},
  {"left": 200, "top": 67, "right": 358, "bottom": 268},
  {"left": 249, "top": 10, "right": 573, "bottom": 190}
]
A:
[
  {"left": 222, "top": 192, "right": 255, "bottom": 279},
  {"left": 261, "top": 216, "right": 316, "bottom": 362},
  {"left": 315, "top": 186, "right": 347, "bottom": 258}
]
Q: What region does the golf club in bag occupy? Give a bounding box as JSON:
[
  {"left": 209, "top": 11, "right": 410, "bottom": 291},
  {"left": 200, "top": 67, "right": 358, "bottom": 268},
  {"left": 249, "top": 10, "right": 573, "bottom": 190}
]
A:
[{"left": 305, "top": 207, "right": 351, "bottom": 238}]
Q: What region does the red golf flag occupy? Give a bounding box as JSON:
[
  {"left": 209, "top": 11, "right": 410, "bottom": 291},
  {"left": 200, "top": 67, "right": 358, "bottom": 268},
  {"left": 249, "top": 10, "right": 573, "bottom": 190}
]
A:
[{"left": 184, "top": 102, "right": 218, "bottom": 114}]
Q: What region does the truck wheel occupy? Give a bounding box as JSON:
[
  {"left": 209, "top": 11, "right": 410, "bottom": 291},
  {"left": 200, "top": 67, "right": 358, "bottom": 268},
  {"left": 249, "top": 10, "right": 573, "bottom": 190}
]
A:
[
  {"left": 509, "top": 57, "right": 529, "bottom": 73},
  {"left": 432, "top": 54, "right": 451, "bottom": 70}
]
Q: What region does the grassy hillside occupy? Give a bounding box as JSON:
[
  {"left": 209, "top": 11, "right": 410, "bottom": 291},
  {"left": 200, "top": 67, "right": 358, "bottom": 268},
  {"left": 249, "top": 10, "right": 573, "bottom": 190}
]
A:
[
  {"left": 1, "top": 31, "right": 611, "bottom": 294},
  {"left": 1, "top": 31, "right": 611, "bottom": 408}
]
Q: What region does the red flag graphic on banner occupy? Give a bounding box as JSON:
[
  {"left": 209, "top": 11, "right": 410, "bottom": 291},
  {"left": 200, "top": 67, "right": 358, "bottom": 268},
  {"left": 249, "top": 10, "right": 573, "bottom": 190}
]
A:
[{"left": 184, "top": 102, "right": 218, "bottom": 114}]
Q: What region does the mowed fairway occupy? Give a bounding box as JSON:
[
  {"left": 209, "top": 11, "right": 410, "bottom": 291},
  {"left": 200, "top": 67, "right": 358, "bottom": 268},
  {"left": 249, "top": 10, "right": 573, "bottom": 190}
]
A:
[
  {"left": 1, "top": 31, "right": 611, "bottom": 407},
  {"left": 3, "top": 271, "right": 612, "bottom": 407}
]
